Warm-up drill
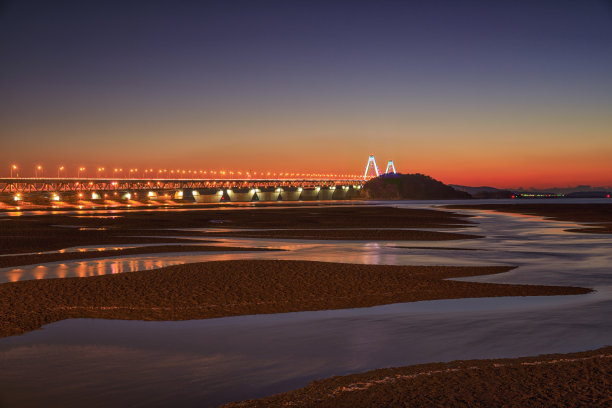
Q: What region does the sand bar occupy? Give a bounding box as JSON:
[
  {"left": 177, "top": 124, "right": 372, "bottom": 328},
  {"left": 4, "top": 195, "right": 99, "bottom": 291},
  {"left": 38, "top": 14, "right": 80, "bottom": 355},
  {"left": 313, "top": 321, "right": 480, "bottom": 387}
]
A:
[
  {"left": 224, "top": 346, "right": 612, "bottom": 407},
  {"left": 0, "top": 260, "right": 590, "bottom": 338}
]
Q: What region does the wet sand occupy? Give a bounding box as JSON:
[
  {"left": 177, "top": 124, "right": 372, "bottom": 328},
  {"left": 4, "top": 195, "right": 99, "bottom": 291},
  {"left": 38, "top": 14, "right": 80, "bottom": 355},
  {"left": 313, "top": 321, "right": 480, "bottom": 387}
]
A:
[
  {"left": 445, "top": 203, "right": 612, "bottom": 233},
  {"left": 202, "top": 229, "right": 479, "bottom": 241},
  {"left": 0, "top": 245, "right": 279, "bottom": 268},
  {"left": 0, "top": 260, "right": 589, "bottom": 338},
  {"left": 0, "top": 206, "right": 476, "bottom": 254},
  {"left": 224, "top": 346, "right": 612, "bottom": 407},
  {"left": 0, "top": 221, "right": 206, "bottom": 255}
]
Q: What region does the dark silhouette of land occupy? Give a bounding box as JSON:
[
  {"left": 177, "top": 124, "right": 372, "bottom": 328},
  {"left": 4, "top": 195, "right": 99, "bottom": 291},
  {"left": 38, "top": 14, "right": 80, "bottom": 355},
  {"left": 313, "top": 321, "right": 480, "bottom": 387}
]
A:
[{"left": 363, "top": 173, "right": 472, "bottom": 200}]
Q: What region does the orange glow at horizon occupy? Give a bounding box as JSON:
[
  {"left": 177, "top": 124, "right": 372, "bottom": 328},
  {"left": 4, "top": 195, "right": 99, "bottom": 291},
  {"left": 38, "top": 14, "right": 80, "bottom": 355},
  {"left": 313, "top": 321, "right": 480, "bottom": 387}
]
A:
[
  {"left": 2, "top": 157, "right": 611, "bottom": 189},
  {"left": 3, "top": 112, "right": 611, "bottom": 188}
]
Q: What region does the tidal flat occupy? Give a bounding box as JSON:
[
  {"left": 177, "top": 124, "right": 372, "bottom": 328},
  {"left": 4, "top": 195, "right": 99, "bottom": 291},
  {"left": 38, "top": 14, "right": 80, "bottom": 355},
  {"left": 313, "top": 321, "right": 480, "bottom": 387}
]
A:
[{"left": 0, "top": 201, "right": 610, "bottom": 407}]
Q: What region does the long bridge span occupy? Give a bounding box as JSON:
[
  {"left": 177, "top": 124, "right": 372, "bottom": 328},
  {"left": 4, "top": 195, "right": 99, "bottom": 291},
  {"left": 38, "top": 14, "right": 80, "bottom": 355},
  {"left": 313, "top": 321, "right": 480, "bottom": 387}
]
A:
[
  {"left": 1, "top": 156, "right": 395, "bottom": 204},
  {"left": 0, "top": 176, "right": 365, "bottom": 203}
]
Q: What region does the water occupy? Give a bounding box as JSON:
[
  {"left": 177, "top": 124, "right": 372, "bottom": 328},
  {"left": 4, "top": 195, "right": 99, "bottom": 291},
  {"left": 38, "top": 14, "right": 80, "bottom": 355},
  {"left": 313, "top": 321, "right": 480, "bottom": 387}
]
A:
[{"left": 1, "top": 202, "right": 611, "bottom": 407}]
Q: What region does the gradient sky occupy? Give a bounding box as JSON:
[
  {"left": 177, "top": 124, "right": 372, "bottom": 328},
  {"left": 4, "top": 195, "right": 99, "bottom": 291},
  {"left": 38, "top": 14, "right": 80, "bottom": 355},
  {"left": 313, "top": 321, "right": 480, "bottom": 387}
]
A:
[{"left": 1, "top": 0, "right": 611, "bottom": 188}]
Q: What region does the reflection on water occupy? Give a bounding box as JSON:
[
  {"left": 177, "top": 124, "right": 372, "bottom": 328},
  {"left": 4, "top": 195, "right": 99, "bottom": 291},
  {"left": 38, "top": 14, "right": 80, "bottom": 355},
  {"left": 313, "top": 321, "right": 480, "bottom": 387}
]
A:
[
  {"left": 2, "top": 209, "right": 611, "bottom": 288},
  {"left": 1, "top": 202, "right": 612, "bottom": 407},
  {"left": 0, "top": 201, "right": 351, "bottom": 218}
]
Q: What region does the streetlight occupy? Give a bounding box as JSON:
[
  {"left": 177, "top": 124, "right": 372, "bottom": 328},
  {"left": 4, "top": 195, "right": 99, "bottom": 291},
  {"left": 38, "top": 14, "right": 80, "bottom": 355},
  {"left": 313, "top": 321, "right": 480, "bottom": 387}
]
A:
[
  {"left": 10, "top": 164, "right": 18, "bottom": 177},
  {"left": 97, "top": 167, "right": 105, "bottom": 178},
  {"left": 35, "top": 165, "right": 42, "bottom": 178},
  {"left": 58, "top": 166, "right": 64, "bottom": 178},
  {"left": 78, "top": 167, "right": 86, "bottom": 178}
]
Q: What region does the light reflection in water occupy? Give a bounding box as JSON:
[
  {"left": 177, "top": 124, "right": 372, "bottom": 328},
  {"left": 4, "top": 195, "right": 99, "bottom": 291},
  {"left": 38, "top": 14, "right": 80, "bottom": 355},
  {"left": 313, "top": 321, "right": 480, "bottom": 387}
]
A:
[
  {"left": 33, "top": 265, "right": 46, "bottom": 280},
  {"left": 8, "top": 269, "right": 22, "bottom": 282},
  {"left": 1, "top": 210, "right": 612, "bottom": 288}
]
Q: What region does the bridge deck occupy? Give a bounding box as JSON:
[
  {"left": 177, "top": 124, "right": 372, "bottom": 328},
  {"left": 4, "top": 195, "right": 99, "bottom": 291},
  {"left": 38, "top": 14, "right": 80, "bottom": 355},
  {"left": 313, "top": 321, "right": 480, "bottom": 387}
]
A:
[{"left": 0, "top": 178, "right": 364, "bottom": 193}]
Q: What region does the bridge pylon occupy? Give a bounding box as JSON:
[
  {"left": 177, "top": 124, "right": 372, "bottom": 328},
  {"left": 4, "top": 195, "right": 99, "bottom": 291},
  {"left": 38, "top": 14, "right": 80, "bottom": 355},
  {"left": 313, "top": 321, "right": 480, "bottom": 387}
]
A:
[
  {"left": 385, "top": 160, "right": 397, "bottom": 174},
  {"left": 363, "top": 155, "right": 381, "bottom": 180}
]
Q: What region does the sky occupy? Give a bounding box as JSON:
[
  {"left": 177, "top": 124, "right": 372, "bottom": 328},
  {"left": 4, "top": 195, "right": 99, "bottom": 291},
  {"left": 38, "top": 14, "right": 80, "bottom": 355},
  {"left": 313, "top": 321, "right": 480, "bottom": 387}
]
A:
[{"left": 1, "top": 0, "right": 611, "bottom": 188}]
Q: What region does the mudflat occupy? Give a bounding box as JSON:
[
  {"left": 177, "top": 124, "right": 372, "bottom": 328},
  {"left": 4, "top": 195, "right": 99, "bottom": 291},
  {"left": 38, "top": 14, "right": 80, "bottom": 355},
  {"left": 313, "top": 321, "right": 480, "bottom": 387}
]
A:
[
  {"left": 201, "top": 229, "right": 479, "bottom": 241},
  {"left": 0, "top": 260, "right": 589, "bottom": 338},
  {"left": 224, "top": 346, "right": 612, "bottom": 407},
  {"left": 0, "top": 205, "right": 476, "bottom": 254},
  {"left": 445, "top": 203, "right": 612, "bottom": 233}
]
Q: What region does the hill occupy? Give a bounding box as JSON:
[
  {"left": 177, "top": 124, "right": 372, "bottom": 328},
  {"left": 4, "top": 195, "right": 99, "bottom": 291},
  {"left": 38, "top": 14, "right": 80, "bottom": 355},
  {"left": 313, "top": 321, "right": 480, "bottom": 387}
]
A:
[{"left": 363, "top": 173, "right": 472, "bottom": 200}]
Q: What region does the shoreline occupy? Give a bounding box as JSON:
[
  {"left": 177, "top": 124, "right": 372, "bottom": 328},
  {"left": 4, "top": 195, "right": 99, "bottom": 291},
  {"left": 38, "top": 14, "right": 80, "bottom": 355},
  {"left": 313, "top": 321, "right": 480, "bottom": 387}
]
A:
[{"left": 444, "top": 203, "right": 612, "bottom": 234}]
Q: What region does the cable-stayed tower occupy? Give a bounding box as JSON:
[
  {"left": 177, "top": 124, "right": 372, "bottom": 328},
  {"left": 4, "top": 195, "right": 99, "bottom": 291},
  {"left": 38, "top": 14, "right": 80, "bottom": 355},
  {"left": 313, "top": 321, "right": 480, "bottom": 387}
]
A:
[{"left": 363, "top": 155, "right": 380, "bottom": 180}]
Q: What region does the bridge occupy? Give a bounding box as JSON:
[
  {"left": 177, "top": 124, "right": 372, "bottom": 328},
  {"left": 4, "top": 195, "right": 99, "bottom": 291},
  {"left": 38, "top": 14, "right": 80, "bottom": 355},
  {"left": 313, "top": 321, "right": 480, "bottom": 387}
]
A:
[{"left": 1, "top": 156, "right": 396, "bottom": 204}]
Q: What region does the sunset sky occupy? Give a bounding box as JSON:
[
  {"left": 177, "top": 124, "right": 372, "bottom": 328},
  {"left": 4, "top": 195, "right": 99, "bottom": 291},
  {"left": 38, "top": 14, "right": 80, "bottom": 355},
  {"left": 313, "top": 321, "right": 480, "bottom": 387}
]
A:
[{"left": 1, "top": 0, "right": 611, "bottom": 188}]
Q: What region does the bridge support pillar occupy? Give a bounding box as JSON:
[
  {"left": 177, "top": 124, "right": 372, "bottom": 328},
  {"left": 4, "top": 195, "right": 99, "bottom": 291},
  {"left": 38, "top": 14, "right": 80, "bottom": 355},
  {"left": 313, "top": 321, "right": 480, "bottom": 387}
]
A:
[
  {"left": 318, "top": 187, "right": 334, "bottom": 201},
  {"left": 346, "top": 185, "right": 363, "bottom": 199},
  {"left": 332, "top": 186, "right": 349, "bottom": 200},
  {"left": 279, "top": 187, "right": 300, "bottom": 201},
  {"left": 227, "top": 188, "right": 256, "bottom": 202},
  {"left": 193, "top": 188, "right": 224, "bottom": 203},
  {"left": 300, "top": 187, "right": 320, "bottom": 201},
  {"left": 256, "top": 187, "right": 280, "bottom": 202}
]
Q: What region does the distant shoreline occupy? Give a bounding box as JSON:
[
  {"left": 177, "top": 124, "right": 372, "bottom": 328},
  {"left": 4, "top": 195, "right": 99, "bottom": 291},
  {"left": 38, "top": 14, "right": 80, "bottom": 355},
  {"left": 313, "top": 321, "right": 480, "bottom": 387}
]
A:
[{"left": 445, "top": 203, "right": 612, "bottom": 234}]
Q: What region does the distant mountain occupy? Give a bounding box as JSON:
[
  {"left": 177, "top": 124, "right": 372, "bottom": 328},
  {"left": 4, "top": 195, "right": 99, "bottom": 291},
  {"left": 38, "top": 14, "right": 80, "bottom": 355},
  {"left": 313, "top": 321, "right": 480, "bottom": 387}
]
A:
[
  {"left": 363, "top": 173, "right": 471, "bottom": 200},
  {"left": 452, "top": 184, "right": 612, "bottom": 196},
  {"left": 450, "top": 185, "right": 514, "bottom": 199},
  {"left": 530, "top": 185, "right": 612, "bottom": 195},
  {"left": 450, "top": 185, "right": 503, "bottom": 195},
  {"left": 565, "top": 191, "right": 611, "bottom": 198}
]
